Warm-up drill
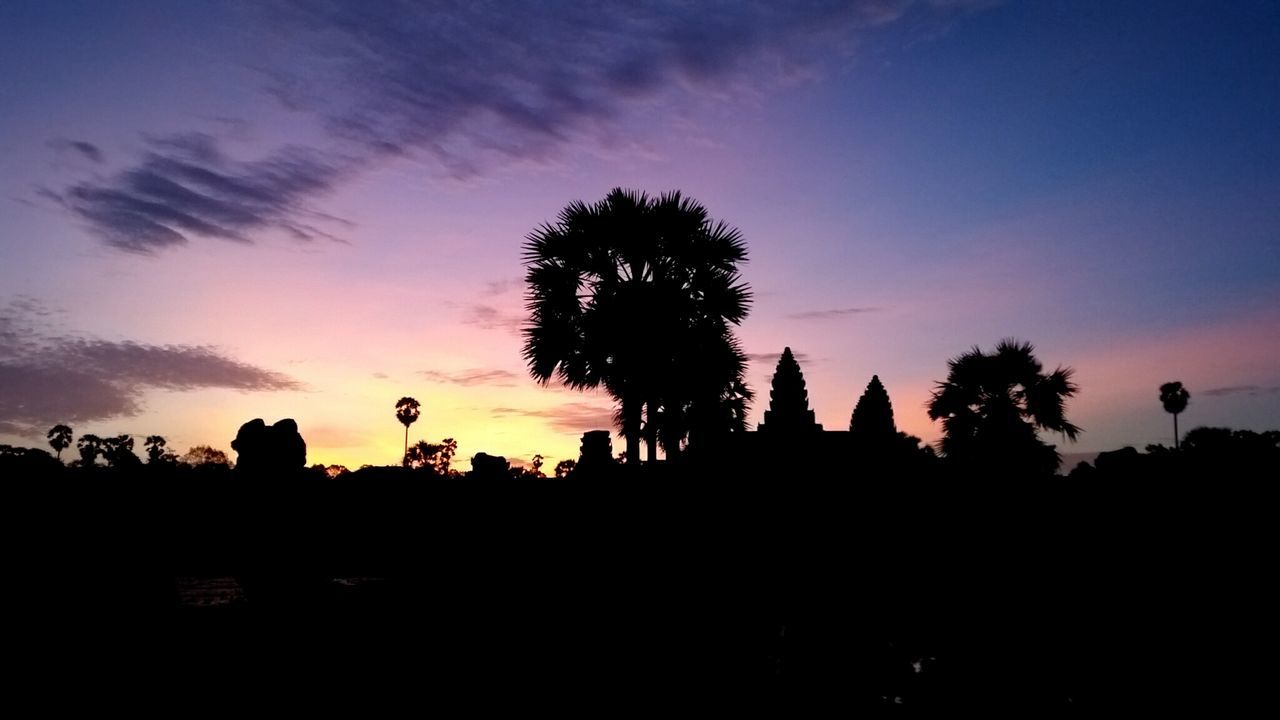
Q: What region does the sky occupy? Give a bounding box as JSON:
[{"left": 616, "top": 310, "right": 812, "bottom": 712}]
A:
[{"left": 1, "top": 0, "right": 1278, "bottom": 470}]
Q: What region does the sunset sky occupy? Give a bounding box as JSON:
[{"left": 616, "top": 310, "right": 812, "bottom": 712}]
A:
[{"left": 2, "top": 0, "right": 1277, "bottom": 470}]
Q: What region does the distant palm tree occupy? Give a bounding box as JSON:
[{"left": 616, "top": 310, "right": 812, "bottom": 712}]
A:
[
  {"left": 47, "top": 424, "right": 72, "bottom": 461},
  {"left": 522, "top": 188, "right": 751, "bottom": 462},
  {"left": 1159, "top": 381, "right": 1191, "bottom": 450},
  {"left": 75, "top": 434, "right": 103, "bottom": 467},
  {"left": 395, "top": 397, "right": 421, "bottom": 465},
  {"left": 928, "top": 339, "right": 1081, "bottom": 476},
  {"left": 144, "top": 435, "right": 168, "bottom": 464}
]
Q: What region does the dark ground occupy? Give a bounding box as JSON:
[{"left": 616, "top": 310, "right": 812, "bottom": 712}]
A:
[{"left": 6, "top": 464, "right": 1273, "bottom": 709}]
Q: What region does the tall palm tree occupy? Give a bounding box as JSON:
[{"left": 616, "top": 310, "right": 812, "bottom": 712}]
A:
[
  {"left": 522, "top": 188, "right": 751, "bottom": 463},
  {"left": 47, "top": 424, "right": 72, "bottom": 461},
  {"left": 1159, "top": 381, "right": 1190, "bottom": 450},
  {"left": 395, "top": 397, "right": 421, "bottom": 465},
  {"left": 928, "top": 339, "right": 1081, "bottom": 476}
]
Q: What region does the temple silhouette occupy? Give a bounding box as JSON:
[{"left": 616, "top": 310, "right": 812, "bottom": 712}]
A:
[{"left": 609, "top": 346, "right": 932, "bottom": 471}]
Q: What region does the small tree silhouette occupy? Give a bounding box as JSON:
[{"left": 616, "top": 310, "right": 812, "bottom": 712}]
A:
[
  {"left": 1159, "top": 381, "right": 1191, "bottom": 450},
  {"left": 101, "top": 434, "right": 139, "bottom": 468},
  {"left": 395, "top": 397, "right": 421, "bottom": 466},
  {"left": 144, "top": 435, "right": 169, "bottom": 464},
  {"left": 47, "top": 424, "right": 72, "bottom": 461},
  {"left": 405, "top": 437, "right": 456, "bottom": 475},
  {"left": 181, "top": 445, "right": 231, "bottom": 467},
  {"left": 75, "top": 434, "right": 103, "bottom": 467}
]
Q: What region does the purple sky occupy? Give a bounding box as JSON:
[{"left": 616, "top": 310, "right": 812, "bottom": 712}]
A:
[{"left": 2, "top": 0, "right": 1278, "bottom": 468}]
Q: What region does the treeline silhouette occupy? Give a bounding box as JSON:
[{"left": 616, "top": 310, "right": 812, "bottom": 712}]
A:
[{"left": 6, "top": 414, "right": 1276, "bottom": 708}]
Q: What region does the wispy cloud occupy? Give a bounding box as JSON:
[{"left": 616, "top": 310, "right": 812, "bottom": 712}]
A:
[
  {"left": 482, "top": 278, "right": 522, "bottom": 297},
  {"left": 1203, "top": 385, "right": 1280, "bottom": 398},
  {"left": 254, "top": 1, "right": 989, "bottom": 179},
  {"left": 746, "top": 350, "right": 812, "bottom": 364},
  {"left": 49, "top": 2, "right": 994, "bottom": 253},
  {"left": 0, "top": 298, "right": 300, "bottom": 435},
  {"left": 47, "top": 133, "right": 351, "bottom": 254},
  {"left": 49, "top": 138, "right": 105, "bottom": 164},
  {"left": 490, "top": 402, "right": 615, "bottom": 434},
  {"left": 785, "top": 307, "right": 881, "bottom": 320},
  {"left": 461, "top": 303, "right": 524, "bottom": 333},
  {"left": 419, "top": 368, "right": 521, "bottom": 387}
]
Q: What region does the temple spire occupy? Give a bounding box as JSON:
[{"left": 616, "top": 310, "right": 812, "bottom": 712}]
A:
[{"left": 759, "top": 347, "right": 822, "bottom": 432}]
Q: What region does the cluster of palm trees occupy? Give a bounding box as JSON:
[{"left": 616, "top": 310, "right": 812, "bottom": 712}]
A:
[
  {"left": 44, "top": 424, "right": 183, "bottom": 467},
  {"left": 522, "top": 188, "right": 753, "bottom": 463}
]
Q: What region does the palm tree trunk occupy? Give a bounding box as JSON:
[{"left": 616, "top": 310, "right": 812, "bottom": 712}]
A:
[
  {"left": 663, "top": 404, "right": 683, "bottom": 462},
  {"left": 623, "top": 393, "right": 641, "bottom": 464},
  {"left": 403, "top": 426, "right": 409, "bottom": 466},
  {"left": 1173, "top": 412, "right": 1179, "bottom": 451},
  {"left": 645, "top": 399, "right": 659, "bottom": 463}
]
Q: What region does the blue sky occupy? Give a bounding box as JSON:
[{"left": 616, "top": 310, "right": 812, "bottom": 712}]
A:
[{"left": 2, "top": 0, "right": 1277, "bottom": 468}]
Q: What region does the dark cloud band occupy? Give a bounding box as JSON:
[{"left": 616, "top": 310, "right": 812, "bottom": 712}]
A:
[{"left": 0, "top": 299, "right": 299, "bottom": 435}]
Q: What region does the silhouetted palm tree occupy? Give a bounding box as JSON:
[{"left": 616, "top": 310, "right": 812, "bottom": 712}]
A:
[
  {"left": 1159, "top": 381, "right": 1190, "bottom": 450},
  {"left": 395, "top": 397, "right": 421, "bottom": 465},
  {"left": 75, "top": 434, "right": 103, "bottom": 467},
  {"left": 522, "top": 188, "right": 751, "bottom": 463},
  {"left": 144, "top": 435, "right": 168, "bottom": 464},
  {"left": 928, "top": 339, "right": 1081, "bottom": 475},
  {"left": 105, "top": 434, "right": 140, "bottom": 467},
  {"left": 47, "top": 424, "right": 72, "bottom": 461}
]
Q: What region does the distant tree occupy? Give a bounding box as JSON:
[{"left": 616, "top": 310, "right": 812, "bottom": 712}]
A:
[
  {"left": 927, "top": 339, "right": 1080, "bottom": 476},
  {"left": 143, "top": 435, "right": 175, "bottom": 464},
  {"left": 850, "top": 375, "right": 897, "bottom": 441},
  {"left": 531, "top": 454, "right": 545, "bottom": 476},
  {"left": 554, "top": 459, "right": 577, "bottom": 478},
  {"left": 75, "top": 434, "right": 103, "bottom": 467},
  {"left": 433, "top": 437, "right": 457, "bottom": 475},
  {"left": 0, "top": 445, "right": 60, "bottom": 474},
  {"left": 47, "top": 424, "right": 73, "bottom": 461},
  {"left": 522, "top": 188, "right": 752, "bottom": 463},
  {"left": 1159, "top": 381, "right": 1191, "bottom": 451},
  {"left": 395, "top": 397, "right": 421, "bottom": 466},
  {"left": 759, "top": 347, "right": 820, "bottom": 432},
  {"left": 181, "top": 445, "right": 231, "bottom": 467},
  {"left": 101, "top": 434, "right": 139, "bottom": 468},
  {"left": 405, "top": 438, "right": 457, "bottom": 475},
  {"left": 404, "top": 441, "right": 433, "bottom": 470},
  {"left": 323, "top": 464, "right": 349, "bottom": 479}
]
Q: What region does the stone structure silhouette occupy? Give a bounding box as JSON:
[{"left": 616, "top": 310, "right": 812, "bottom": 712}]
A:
[
  {"left": 850, "top": 375, "right": 897, "bottom": 441},
  {"left": 576, "top": 430, "right": 615, "bottom": 473},
  {"left": 469, "top": 452, "right": 511, "bottom": 481},
  {"left": 231, "top": 418, "right": 306, "bottom": 474},
  {"left": 759, "top": 347, "right": 822, "bottom": 432}
]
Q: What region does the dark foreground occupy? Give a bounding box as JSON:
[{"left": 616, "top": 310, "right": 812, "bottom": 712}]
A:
[{"left": 8, "top": 464, "right": 1273, "bottom": 709}]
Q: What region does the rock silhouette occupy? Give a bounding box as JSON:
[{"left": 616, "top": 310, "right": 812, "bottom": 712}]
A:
[{"left": 231, "top": 418, "right": 307, "bottom": 474}]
